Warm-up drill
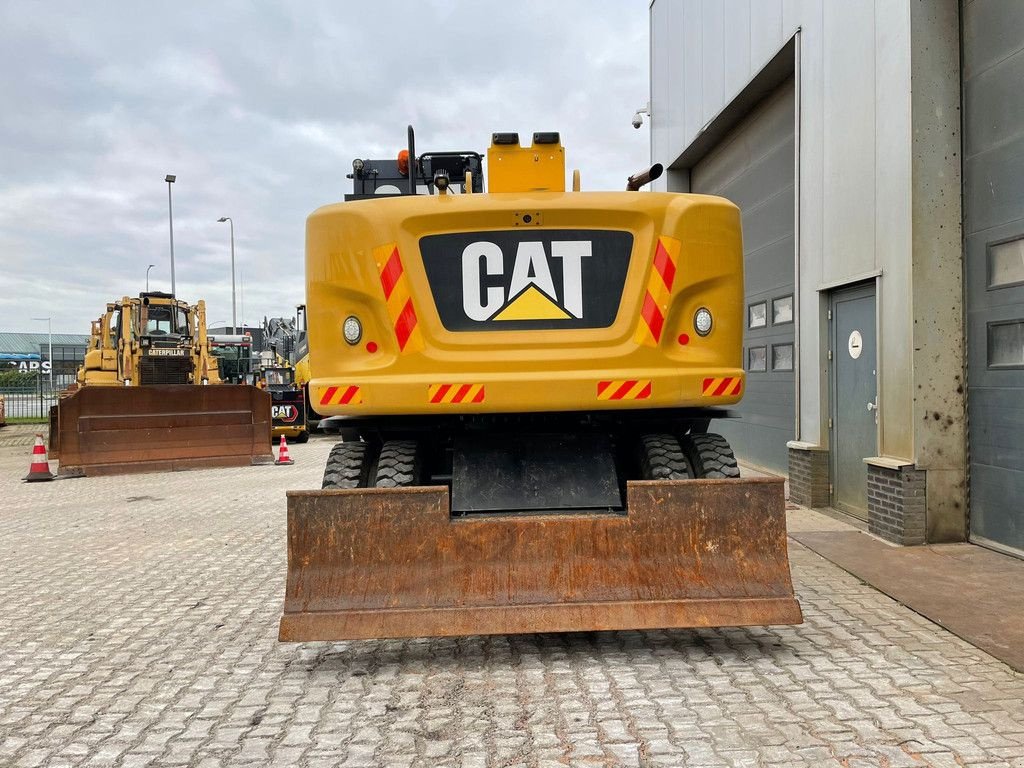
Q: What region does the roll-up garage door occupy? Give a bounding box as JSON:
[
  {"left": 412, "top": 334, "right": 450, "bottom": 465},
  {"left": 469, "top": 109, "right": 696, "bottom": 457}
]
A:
[
  {"left": 690, "top": 79, "right": 796, "bottom": 474},
  {"left": 962, "top": 2, "right": 1024, "bottom": 557}
]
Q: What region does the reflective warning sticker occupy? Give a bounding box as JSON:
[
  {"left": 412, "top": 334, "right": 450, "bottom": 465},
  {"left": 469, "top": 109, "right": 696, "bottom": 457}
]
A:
[
  {"left": 318, "top": 385, "right": 363, "bottom": 406},
  {"left": 701, "top": 377, "right": 742, "bottom": 397},
  {"left": 635, "top": 236, "right": 681, "bottom": 347},
  {"left": 597, "top": 379, "right": 652, "bottom": 401},
  {"left": 428, "top": 383, "right": 486, "bottom": 404},
  {"left": 375, "top": 243, "right": 424, "bottom": 353}
]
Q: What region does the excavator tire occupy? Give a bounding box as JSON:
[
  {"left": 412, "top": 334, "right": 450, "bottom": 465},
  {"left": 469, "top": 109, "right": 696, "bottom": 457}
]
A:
[
  {"left": 322, "top": 442, "right": 371, "bottom": 489},
  {"left": 639, "top": 434, "right": 693, "bottom": 480},
  {"left": 681, "top": 432, "right": 741, "bottom": 479},
  {"left": 372, "top": 440, "right": 421, "bottom": 487}
]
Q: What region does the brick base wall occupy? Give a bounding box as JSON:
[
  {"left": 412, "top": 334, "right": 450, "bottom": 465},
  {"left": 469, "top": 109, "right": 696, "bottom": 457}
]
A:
[
  {"left": 788, "top": 447, "right": 830, "bottom": 508},
  {"left": 867, "top": 464, "right": 927, "bottom": 545}
]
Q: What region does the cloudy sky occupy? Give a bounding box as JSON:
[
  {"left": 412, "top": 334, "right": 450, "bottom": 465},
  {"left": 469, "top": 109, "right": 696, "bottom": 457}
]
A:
[{"left": 0, "top": 1, "right": 650, "bottom": 335}]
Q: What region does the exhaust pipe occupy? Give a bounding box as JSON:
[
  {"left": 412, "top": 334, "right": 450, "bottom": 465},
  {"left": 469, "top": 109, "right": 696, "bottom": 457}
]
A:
[{"left": 626, "top": 163, "right": 664, "bottom": 191}]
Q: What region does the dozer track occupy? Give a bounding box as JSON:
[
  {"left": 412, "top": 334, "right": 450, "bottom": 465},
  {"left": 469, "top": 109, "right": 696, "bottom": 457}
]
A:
[
  {"left": 278, "top": 477, "right": 802, "bottom": 641},
  {"left": 52, "top": 385, "right": 273, "bottom": 476}
]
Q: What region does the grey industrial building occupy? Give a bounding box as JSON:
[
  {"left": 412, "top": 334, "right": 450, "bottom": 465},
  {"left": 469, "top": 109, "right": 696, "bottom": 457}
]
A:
[
  {"left": 648, "top": 0, "right": 1022, "bottom": 557},
  {"left": 0, "top": 332, "right": 89, "bottom": 384}
]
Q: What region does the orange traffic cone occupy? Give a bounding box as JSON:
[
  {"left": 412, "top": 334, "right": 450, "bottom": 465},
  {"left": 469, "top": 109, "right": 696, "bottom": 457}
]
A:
[
  {"left": 23, "top": 434, "right": 55, "bottom": 482},
  {"left": 276, "top": 435, "right": 294, "bottom": 465}
]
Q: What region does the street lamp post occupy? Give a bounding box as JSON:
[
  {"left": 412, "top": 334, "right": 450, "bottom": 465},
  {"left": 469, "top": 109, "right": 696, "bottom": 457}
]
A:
[
  {"left": 217, "top": 217, "right": 237, "bottom": 334},
  {"left": 146, "top": 263, "right": 156, "bottom": 292},
  {"left": 32, "top": 317, "right": 53, "bottom": 394},
  {"left": 165, "top": 175, "right": 176, "bottom": 296},
  {"left": 239, "top": 268, "right": 245, "bottom": 334}
]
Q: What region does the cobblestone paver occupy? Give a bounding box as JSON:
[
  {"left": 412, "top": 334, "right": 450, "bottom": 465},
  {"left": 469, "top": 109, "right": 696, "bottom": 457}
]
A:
[
  {"left": 0, "top": 423, "right": 41, "bottom": 448},
  {"left": 1, "top": 438, "right": 1023, "bottom": 767}
]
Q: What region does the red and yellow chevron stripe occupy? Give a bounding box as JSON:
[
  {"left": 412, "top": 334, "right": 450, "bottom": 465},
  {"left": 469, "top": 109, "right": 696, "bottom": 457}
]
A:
[
  {"left": 702, "top": 377, "right": 742, "bottom": 397},
  {"left": 634, "top": 236, "right": 681, "bottom": 347},
  {"left": 428, "top": 383, "right": 486, "bottom": 404},
  {"left": 597, "top": 379, "right": 652, "bottom": 401},
  {"left": 375, "top": 243, "right": 424, "bottom": 354},
  {"left": 318, "top": 385, "right": 363, "bottom": 406}
]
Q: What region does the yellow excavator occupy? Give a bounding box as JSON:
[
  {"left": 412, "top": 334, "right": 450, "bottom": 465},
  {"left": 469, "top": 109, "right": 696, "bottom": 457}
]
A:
[
  {"left": 51, "top": 292, "right": 272, "bottom": 476},
  {"left": 279, "top": 128, "right": 801, "bottom": 641}
]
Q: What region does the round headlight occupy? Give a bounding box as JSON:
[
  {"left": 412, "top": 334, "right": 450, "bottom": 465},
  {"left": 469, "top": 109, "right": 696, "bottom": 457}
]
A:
[
  {"left": 694, "top": 307, "right": 713, "bottom": 336},
  {"left": 352, "top": 158, "right": 364, "bottom": 172},
  {"left": 343, "top": 316, "right": 362, "bottom": 345}
]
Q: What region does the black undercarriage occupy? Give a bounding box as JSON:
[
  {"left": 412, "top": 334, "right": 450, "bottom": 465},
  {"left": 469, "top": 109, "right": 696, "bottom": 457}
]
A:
[{"left": 320, "top": 409, "right": 740, "bottom": 515}]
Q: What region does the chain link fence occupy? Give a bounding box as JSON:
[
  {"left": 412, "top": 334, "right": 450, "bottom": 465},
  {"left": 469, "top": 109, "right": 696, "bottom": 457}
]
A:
[{"left": 0, "top": 377, "right": 59, "bottom": 421}]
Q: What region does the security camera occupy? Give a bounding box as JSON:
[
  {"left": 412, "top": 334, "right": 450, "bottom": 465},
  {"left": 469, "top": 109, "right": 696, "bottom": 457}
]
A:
[{"left": 632, "top": 103, "right": 650, "bottom": 129}]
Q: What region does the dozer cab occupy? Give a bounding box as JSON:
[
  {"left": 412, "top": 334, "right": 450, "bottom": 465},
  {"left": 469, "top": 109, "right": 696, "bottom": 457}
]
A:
[
  {"left": 279, "top": 128, "right": 802, "bottom": 642},
  {"left": 51, "top": 292, "right": 272, "bottom": 476}
]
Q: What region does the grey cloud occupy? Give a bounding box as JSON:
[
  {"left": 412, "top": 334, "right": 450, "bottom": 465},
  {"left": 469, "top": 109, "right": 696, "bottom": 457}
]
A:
[{"left": 0, "top": 1, "right": 649, "bottom": 334}]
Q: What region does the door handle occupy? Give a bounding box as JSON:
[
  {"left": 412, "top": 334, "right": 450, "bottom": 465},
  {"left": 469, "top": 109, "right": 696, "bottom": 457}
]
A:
[{"left": 867, "top": 400, "right": 878, "bottom": 412}]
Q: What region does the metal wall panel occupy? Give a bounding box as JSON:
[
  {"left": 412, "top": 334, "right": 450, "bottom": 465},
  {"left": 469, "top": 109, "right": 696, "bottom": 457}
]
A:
[
  {"left": 749, "top": 0, "right": 785, "bottom": 72},
  {"left": 650, "top": 0, "right": 916, "bottom": 458},
  {"left": 700, "top": 0, "right": 727, "bottom": 117},
  {"left": 963, "top": 0, "right": 1024, "bottom": 556},
  {"left": 682, "top": 2, "right": 704, "bottom": 141},
  {"left": 722, "top": 0, "right": 752, "bottom": 99},
  {"left": 649, "top": 0, "right": 672, "bottom": 163},
  {"left": 691, "top": 81, "right": 796, "bottom": 473}
]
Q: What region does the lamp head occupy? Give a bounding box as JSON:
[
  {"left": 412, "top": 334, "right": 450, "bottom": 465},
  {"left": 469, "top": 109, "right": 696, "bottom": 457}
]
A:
[{"left": 165, "top": 175, "right": 176, "bottom": 183}]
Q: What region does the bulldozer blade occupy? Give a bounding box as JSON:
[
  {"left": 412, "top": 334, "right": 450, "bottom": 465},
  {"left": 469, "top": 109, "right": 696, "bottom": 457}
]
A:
[
  {"left": 54, "top": 385, "right": 274, "bottom": 476},
  {"left": 279, "top": 477, "right": 802, "bottom": 641}
]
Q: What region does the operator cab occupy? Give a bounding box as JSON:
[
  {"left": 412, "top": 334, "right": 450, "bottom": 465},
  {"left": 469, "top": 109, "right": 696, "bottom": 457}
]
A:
[
  {"left": 262, "top": 366, "right": 294, "bottom": 391},
  {"left": 138, "top": 292, "right": 189, "bottom": 347}
]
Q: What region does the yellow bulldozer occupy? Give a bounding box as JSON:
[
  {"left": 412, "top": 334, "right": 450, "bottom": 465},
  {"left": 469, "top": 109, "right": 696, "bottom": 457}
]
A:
[
  {"left": 77, "top": 292, "right": 219, "bottom": 386},
  {"left": 279, "top": 128, "right": 802, "bottom": 642},
  {"left": 51, "top": 292, "right": 272, "bottom": 476}
]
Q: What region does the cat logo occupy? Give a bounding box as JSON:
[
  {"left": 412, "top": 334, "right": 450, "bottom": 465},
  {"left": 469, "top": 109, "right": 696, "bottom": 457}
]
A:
[
  {"left": 147, "top": 348, "right": 188, "bottom": 357},
  {"left": 462, "top": 240, "right": 589, "bottom": 321},
  {"left": 272, "top": 404, "right": 297, "bottom": 422},
  {"left": 421, "top": 229, "right": 633, "bottom": 332}
]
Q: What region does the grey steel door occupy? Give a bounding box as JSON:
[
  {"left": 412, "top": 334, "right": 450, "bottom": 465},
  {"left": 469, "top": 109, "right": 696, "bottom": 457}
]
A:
[
  {"left": 690, "top": 79, "right": 796, "bottom": 474},
  {"left": 830, "top": 284, "right": 877, "bottom": 520},
  {"left": 963, "top": 0, "right": 1024, "bottom": 556}
]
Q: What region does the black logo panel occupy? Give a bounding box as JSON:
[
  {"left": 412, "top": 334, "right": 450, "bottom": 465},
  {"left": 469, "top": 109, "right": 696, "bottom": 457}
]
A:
[{"left": 420, "top": 229, "right": 633, "bottom": 331}]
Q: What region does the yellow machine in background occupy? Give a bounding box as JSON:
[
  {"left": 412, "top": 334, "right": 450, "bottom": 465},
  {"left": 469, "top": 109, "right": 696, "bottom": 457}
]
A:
[
  {"left": 77, "top": 293, "right": 220, "bottom": 386},
  {"left": 279, "top": 128, "right": 801, "bottom": 642},
  {"left": 292, "top": 305, "right": 328, "bottom": 433},
  {"left": 52, "top": 292, "right": 272, "bottom": 476},
  {"left": 253, "top": 351, "right": 310, "bottom": 443}
]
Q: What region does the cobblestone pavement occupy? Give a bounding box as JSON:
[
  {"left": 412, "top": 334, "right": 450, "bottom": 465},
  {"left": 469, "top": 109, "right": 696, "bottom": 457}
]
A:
[
  {"left": 0, "top": 423, "right": 42, "bottom": 448},
  {"left": 2, "top": 437, "right": 1023, "bottom": 768}
]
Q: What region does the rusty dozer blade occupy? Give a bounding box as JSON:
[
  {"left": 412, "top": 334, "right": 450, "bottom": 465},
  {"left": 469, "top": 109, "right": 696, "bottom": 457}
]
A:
[
  {"left": 53, "top": 385, "right": 274, "bottom": 476},
  {"left": 279, "top": 477, "right": 802, "bottom": 641}
]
